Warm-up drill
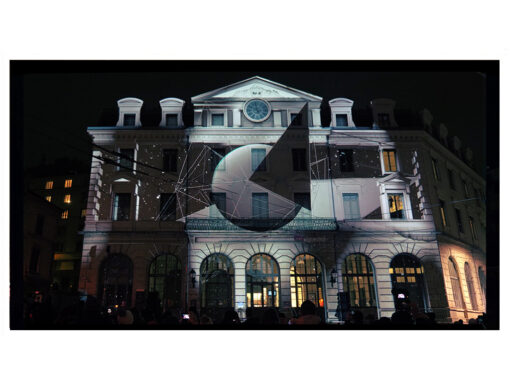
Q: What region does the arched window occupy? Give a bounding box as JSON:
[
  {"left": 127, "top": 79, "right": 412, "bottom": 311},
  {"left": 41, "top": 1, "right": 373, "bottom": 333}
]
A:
[
  {"left": 464, "top": 262, "right": 478, "bottom": 311},
  {"left": 98, "top": 254, "right": 133, "bottom": 308},
  {"left": 448, "top": 257, "right": 465, "bottom": 309},
  {"left": 290, "top": 254, "right": 324, "bottom": 308},
  {"left": 246, "top": 254, "right": 280, "bottom": 308},
  {"left": 390, "top": 254, "right": 428, "bottom": 311},
  {"left": 148, "top": 254, "right": 181, "bottom": 311},
  {"left": 478, "top": 266, "right": 486, "bottom": 302},
  {"left": 200, "top": 254, "right": 234, "bottom": 309},
  {"left": 342, "top": 254, "right": 377, "bottom": 308}
]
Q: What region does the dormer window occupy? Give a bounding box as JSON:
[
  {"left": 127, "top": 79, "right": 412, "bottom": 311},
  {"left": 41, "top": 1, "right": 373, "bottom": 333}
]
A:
[
  {"left": 378, "top": 113, "right": 390, "bottom": 127},
  {"left": 336, "top": 114, "right": 348, "bottom": 127},
  {"left": 165, "top": 114, "right": 178, "bottom": 127},
  {"left": 124, "top": 114, "right": 136, "bottom": 126},
  {"left": 212, "top": 113, "right": 224, "bottom": 126}
]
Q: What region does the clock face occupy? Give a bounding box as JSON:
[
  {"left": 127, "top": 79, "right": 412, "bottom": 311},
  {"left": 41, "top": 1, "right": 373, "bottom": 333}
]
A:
[{"left": 244, "top": 99, "right": 271, "bottom": 122}]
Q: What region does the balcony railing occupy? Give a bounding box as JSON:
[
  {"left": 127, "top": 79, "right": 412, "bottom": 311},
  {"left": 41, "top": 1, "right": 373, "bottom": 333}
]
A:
[{"left": 185, "top": 218, "right": 337, "bottom": 231}]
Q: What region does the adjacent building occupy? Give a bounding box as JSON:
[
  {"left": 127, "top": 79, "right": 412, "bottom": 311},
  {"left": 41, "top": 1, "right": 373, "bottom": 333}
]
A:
[{"left": 79, "top": 76, "right": 486, "bottom": 323}]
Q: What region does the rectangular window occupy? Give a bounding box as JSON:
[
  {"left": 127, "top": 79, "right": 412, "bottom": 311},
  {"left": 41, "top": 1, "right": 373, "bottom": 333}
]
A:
[
  {"left": 61, "top": 210, "right": 69, "bottom": 219},
  {"left": 439, "top": 199, "right": 447, "bottom": 227},
  {"left": 251, "top": 148, "right": 266, "bottom": 172},
  {"left": 45, "top": 196, "right": 51, "bottom": 202},
  {"left": 343, "top": 193, "right": 361, "bottom": 220},
  {"left": 211, "top": 113, "right": 224, "bottom": 126},
  {"left": 292, "top": 148, "right": 307, "bottom": 172},
  {"left": 119, "top": 148, "right": 134, "bottom": 171},
  {"left": 431, "top": 158, "right": 440, "bottom": 181},
  {"left": 378, "top": 113, "right": 390, "bottom": 127},
  {"left": 294, "top": 192, "right": 311, "bottom": 215},
  {"left": 252, "top": 193, "right": 268, "bottom": 219},
  {"left": 81, "top": 209, "right": 87, "bottom": 217},
  {"left": 463, "top": 181, "right": 470, "bottom": 198},
  {"left": 64, "top": 194, "right": 71, "bottom": 204},
  {"left": 113, "top": 193, "right": 131, "bottom": 221},
  {"left": 469, "top": 216, "right": 477, "bottom": 240},
  {"left": 290, "top": 113, "right": 302, "bottom": 126},
  {"left": 210, "top": 148, "right": 226, "bottom": 171},
  {"left": 64, "top": 179, "right": 73, "bottom": 188},
  {"left": 163, "top": 149, "right": 178, "bottom": 172},
  {"left": 336, "top": 114, "right": 348, "bottom": 127},
  {"left": 447, "top": 169, "right": 456, "bottom": 190},
  {"left": 210, "top": 192, "right": 226, "bottom": 218},
  {"left": 382, "top": 150, "right": 397, "bottom": 172},
  {"left": 165, "top": 113, "right": 178, "bottom": 127},
  {"left": 29, "top": 246, "right": 40, "bottom": 273},
  {"left": 159, "top": 193, "right": 176, "bottom": 221},
  {"left": 339, "top": 149, "right": 354, "bottom": 172},
  {"left": 35, "top": 214, "right": 44, "bottom": 235},
  {"left": 455, "top": 208, "right": 464, "bottom": 233},
  {"left": 45, "top": 181, "right": 53, "bottom": 190},
  {"left": 388, "top": 193, "right": 405, "bottom": 219},
  {"left": 123, "top": 113, "right": 136, "bottom": 126}
]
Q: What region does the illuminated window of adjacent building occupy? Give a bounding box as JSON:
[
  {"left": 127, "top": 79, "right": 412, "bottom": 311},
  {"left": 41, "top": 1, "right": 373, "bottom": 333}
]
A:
[
  {"left": 45, "top": 195, "right": 52, "bottom": 202},
  {"left": 447, "top": 169, "right": 456, "bottom": 190},
  {"left": 113, "top": 193, "right": 131, "bottom": 221},
  {"left": 45, "top": 181, "right": 53, "bottom": 190},
  {"left": 210, "top": 148, "right": 226, "bottom": 171},
  {"left": 464, "top": 262, "right": 478, "bottom": 311},
  {"left": 290, "top": 254, "right": 324, "bottom": 308},
  {"left": 339, "top": 149, "right": 354, "bottom": 172},
  {"left": 163, "top": 149, "right": 178, "bottom": 172},
  {"left": 251, "top": 148, "right": 266, "bottom": 172},
  {"left": 148, "top": 254, "right": 181, "bottom": 311},
  {"left": 343, "top": 254, "right": 377, "bottom": 308},
  {"left": 165, "top": 113, "right": 178, "bottom": 127},
  {"left": 469, "top": 216, "right": 477, "bottom": 240},
  {"left": 246, "top": 254, "right": 280, "bottom": 308},
  {"left": 123, "top": 113, "right": 136, "bottom": 126},
  {"left": 378, "top": 113, "right": 390, "bottom": 127},
  {"left": 439, "top": 199, "right": 447, "bottom": 227},
  {"left": 448, "top": 257, "right": 465, "bottom": 309},
  {"left": 431, "top": 158, "right": 440, "bottom": 181},
  {"left": 211, "top": 113, "right": 224, "bottom": 126},
  {"left": 64, "top": 179, "right": 72, "bottom": 188},
  {"left": 455, "top": 208, "right": 464, "bottom": 234},
  {"left": 390, "top": 254, "right": 428, "bottom": 311},
  {"left": 388, "top": 193, "right": 405, "bottom": 219},
  {"left": 61, "top": 210, "right": 69, "bottom": 219},
  {"left": 209, "top": 192, "right": 226, "bottom": 218},
  {"left": 159, "top": 193, "right": 176, "bottom": 221},
  {"left": 81, "top": 209, "right": 87, "bottom": 217},
  {"left": 292, "top": 148, "right": 307, "bottom": 171},
  {"left": 64, "top": 194, "right": 71, "bottom": 204},
  {"left": 119, "top": 149, "right": 134, "bottom": 171},
  {"left": 200, "top": 254, "right": 234, "bottom": 311},
  {"left": 336, "top": 114, "right": 348, "bottom": 127},
  {"left": 343, "top": 193, "right": 360, "bottom": 220},
  {"left": 382, "top": 149, "right": 397, "bottom": 172},
  {"left": 252, "top": 193, "right": 268, "bottom": 219}
]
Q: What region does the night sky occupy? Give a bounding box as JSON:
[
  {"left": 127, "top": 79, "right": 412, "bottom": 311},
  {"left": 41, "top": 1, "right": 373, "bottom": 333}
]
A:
[{"left": 15, "top": 62, "right": 491, "bottom": 176}]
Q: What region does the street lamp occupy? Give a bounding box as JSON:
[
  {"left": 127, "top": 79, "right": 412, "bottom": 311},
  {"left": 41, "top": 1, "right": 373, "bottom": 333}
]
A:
[
  {"left": 330, "top": 268, "right": 337, "bottom": 288},
  {"left": 189, "top": 269, "right": 196, "bottom": 288}
]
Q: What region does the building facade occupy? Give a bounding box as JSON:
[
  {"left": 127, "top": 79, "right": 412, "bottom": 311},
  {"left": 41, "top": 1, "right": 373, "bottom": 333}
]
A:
[{"left": 79, "top": 76, "right": 486, "bottom": 323}]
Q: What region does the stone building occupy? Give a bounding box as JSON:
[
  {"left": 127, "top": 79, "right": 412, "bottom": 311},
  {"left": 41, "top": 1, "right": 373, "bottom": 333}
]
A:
[{"left": 79, "top": 76, "right": 486, "bottom": 323}]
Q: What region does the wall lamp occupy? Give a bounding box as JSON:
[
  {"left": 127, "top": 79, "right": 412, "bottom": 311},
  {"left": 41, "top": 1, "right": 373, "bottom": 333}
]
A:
[
  {"left": 330, "top": 268, "right": 338, "bottom": 288},
  {"left": 189, "top": 269, "right": 196, "bottom": 288}
]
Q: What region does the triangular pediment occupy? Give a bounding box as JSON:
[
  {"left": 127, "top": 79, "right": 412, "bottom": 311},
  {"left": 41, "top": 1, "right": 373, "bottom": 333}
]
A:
[
  {"left": 192, "top": 76, "right": 322, "bottom": 102},
  {"left": 378, "top": 172, "right": 413, "bottom": 184}
]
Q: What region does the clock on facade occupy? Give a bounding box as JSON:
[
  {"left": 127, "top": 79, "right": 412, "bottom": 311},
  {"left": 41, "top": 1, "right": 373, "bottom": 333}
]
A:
[{"left": 243, "top": 99, "right": 271, "bottom": 122}]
